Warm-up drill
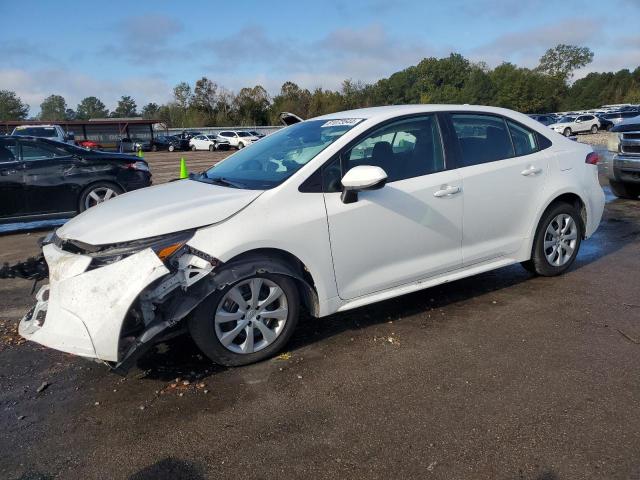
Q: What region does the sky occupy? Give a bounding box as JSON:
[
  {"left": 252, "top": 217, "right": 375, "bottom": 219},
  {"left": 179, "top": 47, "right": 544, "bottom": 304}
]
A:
[{"left": 1, "top": 0, "right": 639, "bottom": 114}]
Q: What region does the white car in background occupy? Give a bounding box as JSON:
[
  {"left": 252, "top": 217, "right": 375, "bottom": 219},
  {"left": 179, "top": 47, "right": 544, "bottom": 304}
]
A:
[
  {"left": 549, "top": 114, "right": 600, "bottom": 136},
  {"left": 218, "top": 130, "right": 260, "bottom": 149},
  {"left": 189, "top": 134, "right": 230, "bottom": 151},
  {"left": 19, "top": 105, "right": 604, "bottom": 372}
]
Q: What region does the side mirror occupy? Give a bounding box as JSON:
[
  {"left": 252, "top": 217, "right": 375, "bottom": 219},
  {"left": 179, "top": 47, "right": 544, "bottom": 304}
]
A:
[{"left": 340, "top": 165, "right": 387, "bottom": 204}]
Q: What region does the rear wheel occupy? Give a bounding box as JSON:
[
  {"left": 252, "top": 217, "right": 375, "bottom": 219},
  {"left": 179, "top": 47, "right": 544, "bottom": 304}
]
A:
[
  {"left": 168, "top": 144, "right": 175, "bottom": 152},
  {"left": 151, "top": 144, "right": 158, "bottom": 152},
  {"left": 79, "top": 182, "right": 123, "bottom": 212},
  {"left": 237, "top": 142, "right": 245, "bottom": 150},
  {"left": 609, "top": 180, "right": 640, "bottom": 199},
  {"left": 563, "top": 128, "right": 572, "bottom": 137},
  {"left": 209, "top": 144, "right": 215, "bottom": 152},
  {"left": 521, "top": 202, "right": 582, "bottom": 276},
  {"left": 191, "top": 145, "right": 197, "bottom": 151},
  {"left": 590, "top": 125, "right": 598, "bottom": 134},
  {"left": 189, "top": 274, "right": 300, "bottom": 366}
]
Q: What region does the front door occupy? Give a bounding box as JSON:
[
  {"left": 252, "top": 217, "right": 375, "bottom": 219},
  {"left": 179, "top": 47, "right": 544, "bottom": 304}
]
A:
[{"left": 324, "top": 114, "right": 463, "bottom": 300}]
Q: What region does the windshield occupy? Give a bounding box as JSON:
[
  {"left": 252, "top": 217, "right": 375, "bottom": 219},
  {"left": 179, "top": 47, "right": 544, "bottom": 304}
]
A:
[
  {"left": 237, "top": 132, "right": 252, "bottom": 137},
  {"left": 14, "top": 127, "right": 58, "bottom": 137},
  {"left": 558, "top": 116, "right": 576, "bottom": 123},
  {"left": 200, "top": 119, "right": 361, "bottom": 189}
]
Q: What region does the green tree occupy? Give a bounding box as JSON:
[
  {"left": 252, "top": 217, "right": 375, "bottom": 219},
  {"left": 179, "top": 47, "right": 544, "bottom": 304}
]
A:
[
  {"left": 141, "top": 102, "right": 160, "bottom": 119},
  {"left": 40, "top": 94, "right": 67, "bottom": 121},
  {"left": 234, "top": 85, "right": 270, "bottom": 125},
  {"left": 112, "top": 95, "right": 138, "bottom": 117},
  {"left": 0, "top": 90, "right": 29, "bottom": 120},
  {"left": 193, "top": 77, "right": 218, "bottom": 115},
  {"left": 537, "top": 44, "right": 594, "bottom": 83},
  {"left": 76, "top": 96, "right": 109, "bottom": 120}
]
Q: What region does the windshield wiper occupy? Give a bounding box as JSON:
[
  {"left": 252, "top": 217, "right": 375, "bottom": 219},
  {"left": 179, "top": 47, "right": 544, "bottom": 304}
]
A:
[{"left": 202, "top": 175, "right": 246, "bottom": 189}]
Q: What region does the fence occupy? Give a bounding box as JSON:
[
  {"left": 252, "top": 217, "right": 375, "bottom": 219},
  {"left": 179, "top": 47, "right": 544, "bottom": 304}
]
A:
[{"left": 160, "top": 126, "right": 283, "bottom": 136}]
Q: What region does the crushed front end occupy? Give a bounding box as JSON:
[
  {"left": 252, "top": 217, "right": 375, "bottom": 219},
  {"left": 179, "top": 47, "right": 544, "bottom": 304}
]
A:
[{"left": 18, "top": 230, "right": 220, "bottom": 373}]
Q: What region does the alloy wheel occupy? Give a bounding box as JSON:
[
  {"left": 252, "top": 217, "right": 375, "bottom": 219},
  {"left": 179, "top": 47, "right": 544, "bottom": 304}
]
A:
[
  {"left": 84, "top": 187, "right": 118, "bottom": 209},
  {"left": 214, "top": 277, "right": 289, "bottom": 354},
  {"left": 544, "top": 214, "right": 578, "bottom": 266}
]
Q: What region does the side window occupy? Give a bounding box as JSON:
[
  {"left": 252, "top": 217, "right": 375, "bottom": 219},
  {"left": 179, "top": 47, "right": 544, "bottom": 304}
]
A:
[
  {"left": 0, "top": 139, "right": 18, "bottom": 162},
  {"left": 451, "top": 114, "right": 514, "bottom": 167},
  {"left": 20, "top": 142, "right": 65, "bottom": 162},
  {"left": 507, "top": 120, "right": 538, "bottom": 156},
  {"left": 344, "top": 115, "right": 444, "bottom": 183}
]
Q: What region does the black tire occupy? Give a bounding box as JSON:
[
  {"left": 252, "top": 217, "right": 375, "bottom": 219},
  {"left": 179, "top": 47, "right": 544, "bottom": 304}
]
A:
[
  {"left": 563, "top": 128, "right": 572, "bottom": 137},
  {"left": 168, "top": 144, "right": 175, "bottom": 152},
  {"left": 78, "top": 182, "right": 123, "bottom": 212},
  {"left": 590, "top": 125, "right": 598, "bottom": 134},
  {"left": 237, "top": 142, "right": 245, "bottom": 150},
  {"left": 609, "top": 180, "right": 640, "bottom": 199},
  {"left": 191, "top": 145, "right": 197, "bottom": 151},
  {"left": 209, "top": 144, "right": 214, "bottom": 152},
  {"left": 151, "top": 144, "right": 158, "bottom": 152},
  {"left": 189, "top": 273, "right": 300, "bottom": 367},
  {"left": 521, "top": 202, "right": 583, "bottom": 276}
]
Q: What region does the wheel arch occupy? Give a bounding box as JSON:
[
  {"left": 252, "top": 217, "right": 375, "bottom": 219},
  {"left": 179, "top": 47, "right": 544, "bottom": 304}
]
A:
[
  {"left": 524, "top": 190, "right": 587, "bottom": 260},
  {"left": 218, "top": 248, "right": 321, "bottom": 317}
]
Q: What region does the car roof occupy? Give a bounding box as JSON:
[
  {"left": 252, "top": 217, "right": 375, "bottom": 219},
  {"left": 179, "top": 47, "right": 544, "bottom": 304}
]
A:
[{"left": 310, "top": 104, "right": 534, "bottom": 122}]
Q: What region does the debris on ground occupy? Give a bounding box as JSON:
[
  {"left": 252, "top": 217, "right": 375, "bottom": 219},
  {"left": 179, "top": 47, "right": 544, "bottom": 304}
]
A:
[
  {"left": 276, "top": 352, "right": 292, "bottom": 360},
  {"left": 617, "top": 329, "right": 640, "bottom": 344},
  {"left": 158, "top": 377, "right": 209, "bottom": 396},
  {"left": 36, "top": 382, "right": 49, "bottom": 393}
]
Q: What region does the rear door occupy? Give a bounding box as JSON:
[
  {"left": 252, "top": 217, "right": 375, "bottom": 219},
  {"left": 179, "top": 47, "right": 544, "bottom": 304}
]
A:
[
  {"left": 0, "top": 138, "right": 27, "bottom": 219},
  {"left": 446, "top": 113, "right": 549, "bottom": 265},
  {"left": 19, "top": 139, "right": 79, "bottom": 215}
]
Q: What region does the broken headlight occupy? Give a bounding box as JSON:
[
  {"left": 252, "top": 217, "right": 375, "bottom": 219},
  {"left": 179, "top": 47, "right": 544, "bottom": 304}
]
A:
[{"left": 57, "top": 230, "right": 195, "bottom": 268}]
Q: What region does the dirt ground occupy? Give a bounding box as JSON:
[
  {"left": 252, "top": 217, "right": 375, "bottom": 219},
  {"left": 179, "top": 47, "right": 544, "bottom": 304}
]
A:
[{"left": 1, "top": 149, "right": 639, "bottom": 479}]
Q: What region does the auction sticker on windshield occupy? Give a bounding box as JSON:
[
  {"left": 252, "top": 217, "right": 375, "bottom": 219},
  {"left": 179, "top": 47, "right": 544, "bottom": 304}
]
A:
[{"left": 321, "top": 119, "right": 363, "bottom": 128}]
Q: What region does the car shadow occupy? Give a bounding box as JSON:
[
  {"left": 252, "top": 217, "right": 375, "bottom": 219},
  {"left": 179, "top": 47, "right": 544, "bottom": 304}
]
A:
[{"left": 128, "top": 457, "right": 205, "bottom": 480}]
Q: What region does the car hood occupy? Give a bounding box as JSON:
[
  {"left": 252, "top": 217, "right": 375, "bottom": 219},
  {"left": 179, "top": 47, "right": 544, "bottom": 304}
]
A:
[{"left": 57, "top": 179, "right": 263, "bottom": 245}]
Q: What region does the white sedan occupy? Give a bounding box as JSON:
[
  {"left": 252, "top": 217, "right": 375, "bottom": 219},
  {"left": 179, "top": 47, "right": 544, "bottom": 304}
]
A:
[
  {"left": 20, "top": 105, "right": 605, "bottom": 372},
  {"left": 549, "top": 114, "right": 600, "bottom": 136},
  {"left": 189, "top": 134, "right": 229, "bottom": 151}
]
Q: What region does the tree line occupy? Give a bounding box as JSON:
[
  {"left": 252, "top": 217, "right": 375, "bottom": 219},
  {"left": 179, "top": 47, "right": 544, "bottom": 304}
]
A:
[{"left": 1, "top": 45, "right": 639, "bottom": 127}]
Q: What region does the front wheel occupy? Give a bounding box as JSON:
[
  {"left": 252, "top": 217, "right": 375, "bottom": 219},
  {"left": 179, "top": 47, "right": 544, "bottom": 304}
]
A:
[
  {"left": 209, "top": 144, "right": 215, "bottom": 152},
  {"left": 563, "top": 128, "right": 572, "bottom": 137},
  {"left": 191, "top": 145, "right": 197, "bottom": 151},
  {"left": 189, "top": 274, "right": 300, "bottom": 366},
  {"left": 521, "top": 202, "right": 582, "bottom": 276},
  {"left": 609, "top": 180, "right": 640, "bottom": 199},
  {"left": 168, "top": 144, "right": 175, "bottom": 152},
  {"left": 237, "top": 142, "right": 245, "bottom": 150}
]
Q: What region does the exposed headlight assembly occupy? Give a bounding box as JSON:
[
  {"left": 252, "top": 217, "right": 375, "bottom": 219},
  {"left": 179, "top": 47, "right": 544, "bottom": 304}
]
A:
[{"left": 54, "top": 230, "right": 195, "bottom": 268}]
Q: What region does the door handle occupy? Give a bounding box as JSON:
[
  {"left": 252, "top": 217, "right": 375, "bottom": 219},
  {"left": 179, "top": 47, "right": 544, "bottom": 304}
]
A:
[
  {"left": 433, "top": 185, "right": 461, "bottom": 198},
  {"left": 521, "top": 166, "right": 542, "bottom": 176}
]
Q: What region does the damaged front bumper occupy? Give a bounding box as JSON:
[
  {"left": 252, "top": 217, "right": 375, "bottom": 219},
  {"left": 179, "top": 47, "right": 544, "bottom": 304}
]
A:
[{"left": 19, "top": 243, "right": 171, "bottom": 363}]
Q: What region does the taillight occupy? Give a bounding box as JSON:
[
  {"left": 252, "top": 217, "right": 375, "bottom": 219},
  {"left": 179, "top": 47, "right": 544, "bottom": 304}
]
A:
[{"left": 585, "top": 152, "right": 599, "bottom": 165}]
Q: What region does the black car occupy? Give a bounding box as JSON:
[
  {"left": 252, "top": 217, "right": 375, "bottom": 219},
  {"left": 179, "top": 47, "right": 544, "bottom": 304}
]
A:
[
  {"left": 0, "top": 136, "right": 151, "bottom": 223},
  {"left": 595, "top": 114, "right": 615, "bottom": 131},
  {"left": 138, "top": 135, "right": 189, "bottom": 152}
]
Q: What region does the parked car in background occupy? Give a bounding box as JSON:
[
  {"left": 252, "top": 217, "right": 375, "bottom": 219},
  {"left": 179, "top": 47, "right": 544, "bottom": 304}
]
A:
[
  {"left": 217, "top": 130, "right": 260, "bottom": 149},
  {"left": 595, "top": 114, "right": 615, "bottom": 131},
  {"left": 604, "top": 118, "right": 640, "bottom": 199},
  {"left": 0, "top": 136, "right": 151, "bottom": 222},
  {"left": 548, "top": 114, "right": 600, "bottom": 136},
  {"left": 19, "top": 105, "right": 604, "bottom": 372},
  {"left": 77, "top": 140, "right": 103, "bottom": 150},
  {"left": 12, "top": 125, "right": 76, "bottom": 145},
  {"left": 189, "top": 134, "right": 231, "bottom": 151},
  {"left": 247, "top": 130, "right": 266, "bottom": 139},
  {"left": 528, "top": 114, "right": 556, "bottom": 126},
  {"left": 599, "top": 111, "right": 640, "bottom": 127},
  {"left": 136, "top": 135, "right": 188, "bottom": 152}
]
